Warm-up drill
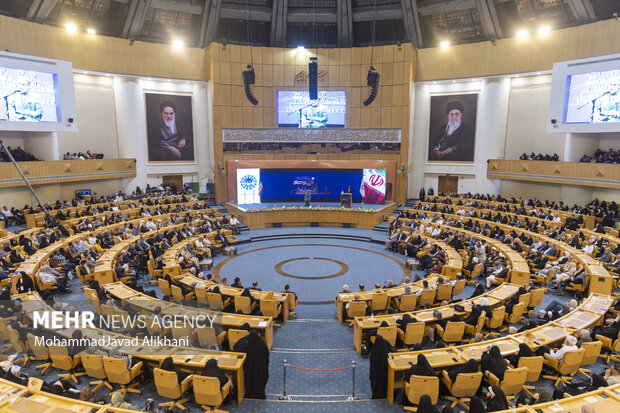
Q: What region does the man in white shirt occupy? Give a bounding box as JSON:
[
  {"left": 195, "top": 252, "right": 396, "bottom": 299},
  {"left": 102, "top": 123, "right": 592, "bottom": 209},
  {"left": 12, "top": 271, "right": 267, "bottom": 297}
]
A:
[
  {"left": 582, "top": 241, "right": 595, "bottom": 255},
  {"left": 145, "top": 218, "right": 157, "bottom": 231},
  {"left": 548, "top": 335, "right": 578, "bottom": 361},
  {"left": 1, "top": 207, "right": 15, "bottom": 226}
]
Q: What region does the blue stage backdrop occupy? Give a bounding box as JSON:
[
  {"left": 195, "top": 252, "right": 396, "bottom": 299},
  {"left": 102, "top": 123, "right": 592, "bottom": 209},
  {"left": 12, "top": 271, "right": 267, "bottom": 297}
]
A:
[{"left": 259, "top": 169, "right": 362, "bottom": 202}]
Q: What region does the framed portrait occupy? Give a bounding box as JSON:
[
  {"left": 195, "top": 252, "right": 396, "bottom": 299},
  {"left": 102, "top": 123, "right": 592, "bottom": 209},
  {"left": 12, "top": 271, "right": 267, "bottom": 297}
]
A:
[
  {"left": 427, "top": 93, "right": 478, "bottom": 162},
  {"left": 145, "top": 93, "right": 195, "bottom": 162}
]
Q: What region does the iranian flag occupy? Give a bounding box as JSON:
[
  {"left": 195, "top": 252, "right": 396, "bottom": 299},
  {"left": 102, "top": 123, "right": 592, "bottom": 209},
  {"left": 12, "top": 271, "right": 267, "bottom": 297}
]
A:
[{"left": 361, "top": 169, "right": 386, "bottom": 204}]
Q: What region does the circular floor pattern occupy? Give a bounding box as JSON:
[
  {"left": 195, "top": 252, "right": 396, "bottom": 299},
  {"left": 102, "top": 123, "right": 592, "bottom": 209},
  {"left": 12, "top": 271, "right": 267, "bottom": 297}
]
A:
[
  {"left": 275, "top": 257, "right": 349, "bottom": 280},
  {"left": 212, "top": 242, "right": 407, "bottom": 303}
]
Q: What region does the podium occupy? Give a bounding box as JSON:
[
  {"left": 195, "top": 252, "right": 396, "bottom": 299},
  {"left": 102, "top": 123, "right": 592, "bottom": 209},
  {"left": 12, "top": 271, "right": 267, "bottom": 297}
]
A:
[{"left": 341, "top": 193, "right": 352, "bottom": 208}]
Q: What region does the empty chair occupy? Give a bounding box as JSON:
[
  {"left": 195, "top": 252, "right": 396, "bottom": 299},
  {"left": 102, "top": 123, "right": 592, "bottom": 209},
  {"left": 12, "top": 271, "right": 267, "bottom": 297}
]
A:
[
  {"left": 81, "top": 354, "right": 114, "bottom": 393},
  {"left": 527, "top": 288, "right": 545, "bottom": 316},
  {"left": 395, "top": 294, "right": 417, "bottom": 312},
  {"left": 227, "top": 329, "right": 249, "bottom": 350},
  {"left": 436, "top": 321, "right": 466, "bottom": 343},
  {"left": 234, "top": 295, "right": 256, "bottom": 315},
  {"left": 196, "top": 326, "right": 226, "bottom": 350},
  {"left": 6, "top": 326, "right": 29, "bottom": 366},
  {"left": 48, "top": 345, "right": 86, "bottom": 384},
  {"left": 542, "top": 348, "right": 586, "bottom": 386},
  {"left": 442, "top": 370, "right": 483, "bottom": 410},
  {"left": 154, "top": 368, "right": 193, "bottom": 410},
  {"left": 577, "top": 341, "right": 602, "bottom": 379},
  {"left": 102, "top": 357, "right": 143, "bottom": 396},
  {"left": 486, "top": 366, "right": 528, "bottom": 395},
  {"left": 516, "top": 356, "right": 544, "bottom": 397},
  {"left": 193, "top": 375, "right": 231, "bottom": 412},
  {"left": 404, "top": 375, "right": 440, "bottom": 407},
  {"left": 370, "top": 292, "right": 389, "bottom": 314},
  {"left": 171, "top": 325, "right": 195, "bottom": 344},
  {"left": 397, "top": 321, "right": 425, "bottom": 347},
  {"left": 595, "top": 331, "right": 620, "bottom": 363},
  {"left": 26, "top": 333, "right": 51, "bottom": 374}
]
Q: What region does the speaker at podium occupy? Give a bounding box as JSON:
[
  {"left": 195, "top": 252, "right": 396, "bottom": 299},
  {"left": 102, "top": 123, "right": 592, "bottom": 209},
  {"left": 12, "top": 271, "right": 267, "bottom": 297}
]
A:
[{"left": 341, "top": 193, "right": 352, "bottom": 208}]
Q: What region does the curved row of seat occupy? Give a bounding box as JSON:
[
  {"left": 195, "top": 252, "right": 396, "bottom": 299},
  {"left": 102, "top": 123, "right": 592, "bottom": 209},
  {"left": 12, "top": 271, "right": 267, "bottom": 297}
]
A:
[
  {"left": 12, "top": 291, "right": 248, "bottom": 405},
  {"left": 386, "top": 293, "right": 614, "bottom": 404}
]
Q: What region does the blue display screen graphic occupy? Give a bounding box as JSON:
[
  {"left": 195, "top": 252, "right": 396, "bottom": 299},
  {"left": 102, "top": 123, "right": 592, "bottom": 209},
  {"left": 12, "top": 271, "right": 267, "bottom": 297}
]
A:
[
  {"left": 260, "top": 169, "right": 362, "bottom": 201},
  {"left": 277, "top": 90, "right": 346, "bottom": 127}
]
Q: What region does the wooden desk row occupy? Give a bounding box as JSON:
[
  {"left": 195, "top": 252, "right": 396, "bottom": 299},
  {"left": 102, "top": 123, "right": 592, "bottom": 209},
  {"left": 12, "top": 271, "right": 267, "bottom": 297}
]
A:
[
  {"left": 175, "top": 274, "right": 291, "bottom": 323},
  {"left": 415, "top": 201, "right": 560, "bottom": 232},
  {"left": 427, "top": 195, "right": 596, "bottom": 229},
  {"left": 24, "top": 195, "right": 197, "bottom": 228},
  {"left": 388, "top": 216, "right": 531, "bottom": 286},
  {"left": 385, "top": 293, "right": 614, "bottom": 403},
  {"left": 103, "top": 282, "right": 275, "bottom": 349},
  {"left": 335, "top": 275, "right": 441, "bottom": 323},
  {"left": 352, "top": 283, "right": 520, "bottom": 353},
  {"left": 16, "top": 292, "right": 248, "bottom": 404},
  {"left": 400, "top": 207, "right": 613, "bottom": 293},
  {"left": 494, "top": 382, "right": 620, "bottom": 413}
]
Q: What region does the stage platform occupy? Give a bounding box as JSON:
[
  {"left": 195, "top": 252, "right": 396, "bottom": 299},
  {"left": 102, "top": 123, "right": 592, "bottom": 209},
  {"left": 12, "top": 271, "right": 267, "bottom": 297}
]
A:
[
  {"left": 225, "top": 201, "right": 398, "bottom": 229},
  {"left": 229, "top": 201, "right": 385, "bottom": 211}
]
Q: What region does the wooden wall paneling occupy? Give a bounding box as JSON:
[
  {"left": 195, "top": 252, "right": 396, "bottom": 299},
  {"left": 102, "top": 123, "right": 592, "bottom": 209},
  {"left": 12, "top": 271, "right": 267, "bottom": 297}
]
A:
[
  {"left": 383, "top": 45, "right": 394, "bottom": 63},
  {"left": 272, "top": 65, "right": 284, "bottom": 87},
  {"left": 340, "top": 65, "right": 351, "bottom": 87},
  {"left": 229, "top": 44, "right": 241, "bottom": 63},
  {"left": 381, "top": 107, "right": 392, "bottom": 128},
  {"left": 242, "top": 107, "right": 253, "bottom": 128},
  {"left": 370, "top": 107, "right": 382, "bottom": 128},
  {"left": 272, "top": 48, "right": 284, "bottom": 66},
  {"left": 284, "top": 66, "right": 296, "bottom": 86},
  {"left": 381, "top": 85, "right": 393, "bottom": 107},
  {"left": 393, "top": 83, "right": 404, "bottom": 107},
  {"left": 340, "top": 48, "right": 351, "bottom": 66},
  {"left": 262, "top": 87, "right": 274, "bottom": 108},
  {"left": 220, "top": 84, "right": 232, "bottom": 107},
  {"left": 329, "top": 64, "right": 340, "bottom": 86},
  {"left": 261, "top": 65, "right": 273, "bottom": 87},
  {"left": 252, "top": 107, "right": 263, "bottom": 128},
  {"left": 349, "top": 107, "right": 360, "bottom": 128},
  {"left": 220, "top": 62, "right": 231, "bottom": 84},
  {"left": 328, "top": 48, "right": 340, "bottom": 64},
  {"left": 240, "top": 46, "right": 251, "bottom": 65},
  {"left": 383, "top": 63, "right": 394, "bottom": 85}
]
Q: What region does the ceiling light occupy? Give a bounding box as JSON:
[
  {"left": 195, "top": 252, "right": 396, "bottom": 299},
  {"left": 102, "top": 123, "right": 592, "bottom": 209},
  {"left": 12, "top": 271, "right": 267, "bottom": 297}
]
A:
[
  {"left": 538, "top": 26, "right": 551, "bottom": 36},
  {"left": 172, "top": 39, "right": 184, "bottom": 50},
  {"left": 440, "top": 41, "right": 450, "bottom": 49},
  {"left": 66, "top": 23, "right": 77, "bottom": 33},
  {"left": 452, "top": 80, "right": 456, "bottom": 83},
  {"left": 536, "top": 72, "right": 542, "bottom": 75},
  {"left": 87, "top": 28, "right": 96, "bottom": 35},
  {"left": 297, "top": 46, "right": 305, "bottom": 51},
  {"left": 516, "top": 29, "right": 528, "bottom": 40}
]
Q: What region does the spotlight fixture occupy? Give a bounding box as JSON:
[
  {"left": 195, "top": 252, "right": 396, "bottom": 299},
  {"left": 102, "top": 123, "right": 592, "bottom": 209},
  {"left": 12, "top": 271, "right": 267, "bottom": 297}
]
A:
[
  {"left": 363, "top": 66, "right": 380, "bottom": 106},
  {"left": 86, "top": 28, "right": 96, "bottom": 35},
  {"left": 172, "top": 39, "right": 184, "bottom": 50},
  {"left": 66, "top": 23, "right": 77, "bottom": 33},
  {"left": 242, "top": 64, "right": 258, "bottom": 105},
  {"left": 517, "top": 29, "right": 528, "bottom": 40},
  {"left": 440, "top": 41, "right": 450, "bottom": 49},
  {"left": 297, "top": 46, "right": 305, "bottom": 51},
  {"left": 538, "top": 25, "right": 551, "bottom": 36},
  {"left": 308, "top": 57, "right": 318, "bottom": 100}
]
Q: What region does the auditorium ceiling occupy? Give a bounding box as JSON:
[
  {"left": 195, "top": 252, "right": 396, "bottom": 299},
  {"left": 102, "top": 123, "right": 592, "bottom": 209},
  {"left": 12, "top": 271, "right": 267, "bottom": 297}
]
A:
[{"left": 1, "top": 0, "right": 618, "bottom": 49}]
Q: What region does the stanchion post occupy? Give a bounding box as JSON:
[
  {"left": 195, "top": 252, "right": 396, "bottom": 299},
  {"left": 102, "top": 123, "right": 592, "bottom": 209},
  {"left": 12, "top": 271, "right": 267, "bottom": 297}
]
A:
[
  {"left": 278, "top": 359, "right": 292, "bottom": 401},
  {"left": 347, "top": 360, "right": 359, "bottom": 401}
]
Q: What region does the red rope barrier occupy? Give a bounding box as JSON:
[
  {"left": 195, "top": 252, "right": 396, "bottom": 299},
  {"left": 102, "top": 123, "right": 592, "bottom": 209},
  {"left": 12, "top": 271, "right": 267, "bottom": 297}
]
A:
[{"left": 288, "top": 365, "right": 350, "bottom": 372}]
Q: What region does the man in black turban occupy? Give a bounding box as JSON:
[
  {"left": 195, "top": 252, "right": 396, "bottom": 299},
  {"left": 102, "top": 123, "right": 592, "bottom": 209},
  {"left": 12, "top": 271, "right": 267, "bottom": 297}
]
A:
[{"left": 429, "top": 100, "right": 475, "bottom": 162}]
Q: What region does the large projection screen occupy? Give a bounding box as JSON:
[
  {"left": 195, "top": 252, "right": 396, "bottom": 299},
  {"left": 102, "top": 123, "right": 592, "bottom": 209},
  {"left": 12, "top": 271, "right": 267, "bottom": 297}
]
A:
[
  {"left": 548, "top": 53, "right": 620, "bottom": 133},
  {"left": 0, "top": 51, "right": 77, "bottom": 132}
]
